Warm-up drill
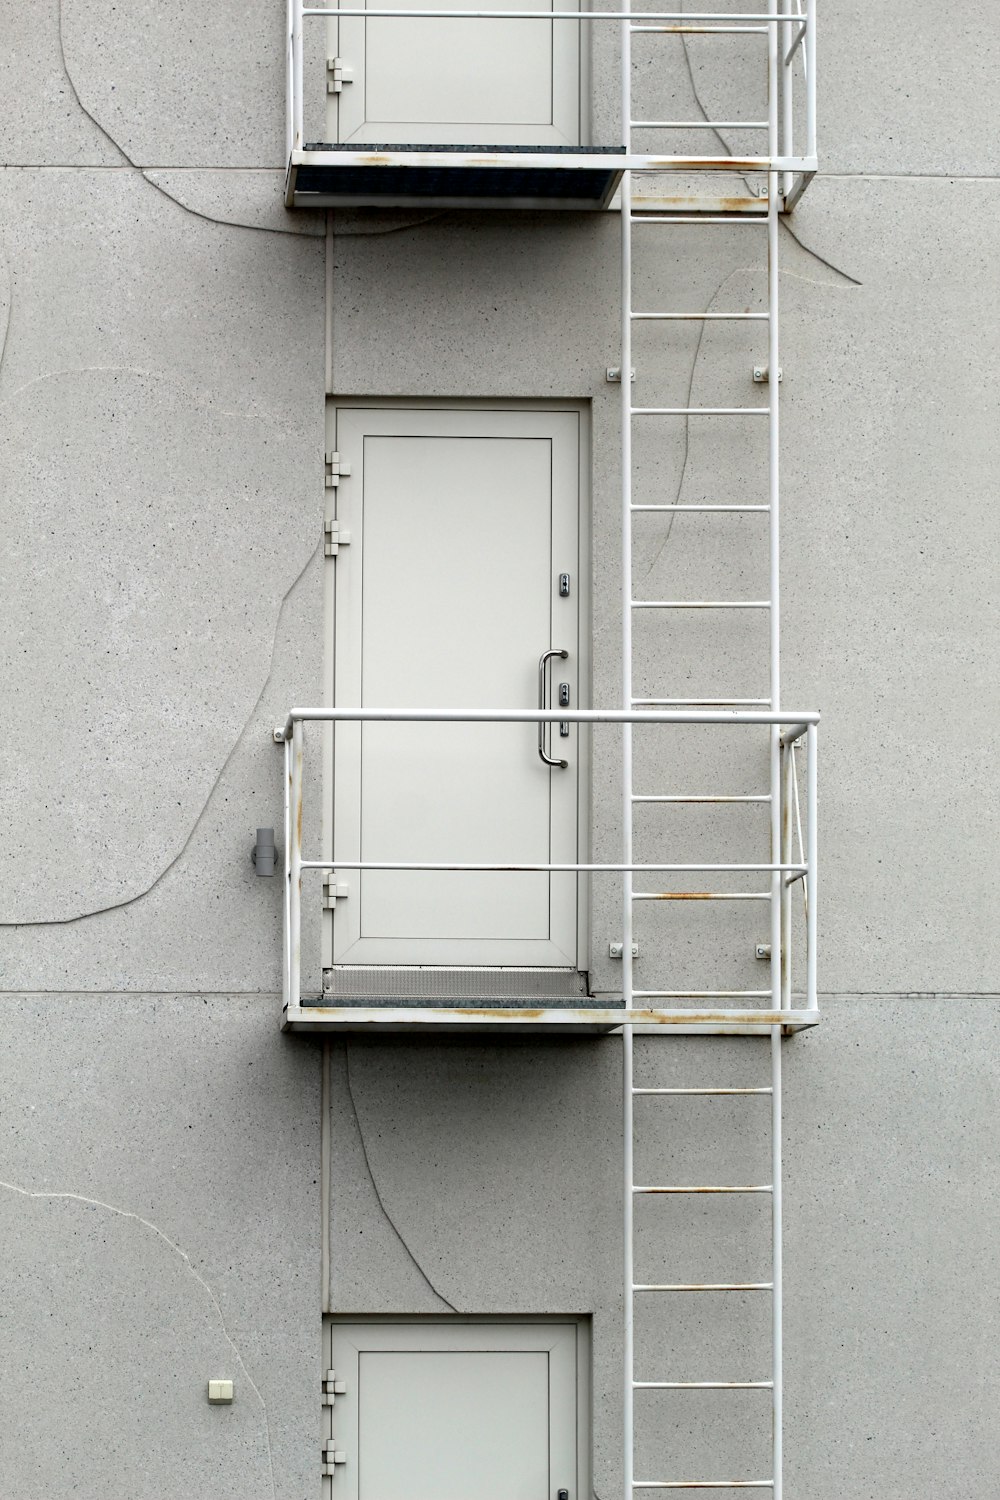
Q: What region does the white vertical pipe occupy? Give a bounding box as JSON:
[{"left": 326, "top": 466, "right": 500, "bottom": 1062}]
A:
[
  {"left": 283, "top": 732, "right": 292, "bottom": 1009},
  {"left": 289, "top": 718, "right": 304, "bottom": 1009},
  {"left": 803, "top": 0, "right": 815, "bottom": 159},
  {"left": 806, "top": 722, "right": 818, "bottom": 1011},
  {"left": 293, "top": 0, "right": 305, "bottom": 149},
  {"left": 620, "top": 15, "right": 635, "bottom": 1500},
  {"left": 770, "top": 1026, "right": 783, "bottom": 1500}
]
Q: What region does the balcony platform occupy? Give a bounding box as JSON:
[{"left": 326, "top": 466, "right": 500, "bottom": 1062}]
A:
[
  {"left": 283, "top": 1005, "right": 820, "bottom": 1036},
  {"left": 287, "top": 145, "right": 627, "bottom": 210}
]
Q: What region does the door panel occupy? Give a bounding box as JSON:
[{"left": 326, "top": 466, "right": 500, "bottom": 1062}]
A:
[
  {"left": 329, "top": 1322, "right": 580, "bottom": 1500},
  {"left": 328, "top": 0, "right": 581, "bottom": 146},
  {"left": 329, "top": 405, "right": 583, "bottom": 968}
]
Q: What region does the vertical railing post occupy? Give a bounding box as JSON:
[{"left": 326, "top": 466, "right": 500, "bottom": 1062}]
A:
[
  {"left": 806, "top": 0, "right": 817, "bottom": 162},
  {"left": 293, "top": 0, "right": 305, "bottom": 151},
  {"left": 806, "top": 721, "right": 818, "bottom": 1012},
  {"left": 780, "top": 741, "right": 793, "bottom": 1009},
  {"left": 283, "top": 730, "right": 292, "bottom": 1009},
  {"left": 286, "top": 0, "right": 296, "bottom": 161},
  {"left": 780, "top": 0, "right": 793, "bottom": 202},
  {"left": 289, "top": 718, "right": 304, "bottom": 1009}
]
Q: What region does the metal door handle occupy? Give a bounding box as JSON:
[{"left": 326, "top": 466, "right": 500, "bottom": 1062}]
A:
[{"left": 538, "top": 649, "right": 569, "bottom": 768}]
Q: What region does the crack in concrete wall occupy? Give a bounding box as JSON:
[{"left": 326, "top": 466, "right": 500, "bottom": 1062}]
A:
[
  {"left": 342, "top": 1046, "right": 460, "bottom": 1312},
  {"left": 0, "top": 540, "right": 321, "bottom": 929},
  {"left": 0, "top": 1174, "right": 276, "bottom": 1500}
]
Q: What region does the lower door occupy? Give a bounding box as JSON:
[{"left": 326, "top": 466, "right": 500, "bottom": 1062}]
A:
[
  {"left": 328, "top": 1321, "right": 582, "bottom": 1500},
  {"left": 327, "top": 403, "right": 585, "bottom": 971}
]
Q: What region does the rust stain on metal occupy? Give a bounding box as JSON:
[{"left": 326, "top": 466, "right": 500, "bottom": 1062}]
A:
[{"left": 646, "top": 891, "right": 713, "bottom": 900}]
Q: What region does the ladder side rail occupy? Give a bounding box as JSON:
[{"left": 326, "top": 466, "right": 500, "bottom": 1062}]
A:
[{"left": 621, "top": 12, "right": 635, "bottom": 1500}]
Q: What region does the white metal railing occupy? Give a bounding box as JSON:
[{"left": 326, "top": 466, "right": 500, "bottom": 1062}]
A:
[
  {"left": 275, "top": 706, "right": 818, "bottom": 1020},
  {"left": 286, "top": 0, "right": 817, "bottom": 202}
]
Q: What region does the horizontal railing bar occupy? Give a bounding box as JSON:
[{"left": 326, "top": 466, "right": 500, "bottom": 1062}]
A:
[
  {"left": 631, "top": 503, "right": 770, "bottom": 511},
  {"left": 632, "top": 406, "right": 770, "bottom": 416},
  {"left": 634, "top": 891, "right": 771, "bottom": 901},
  {"left": 283, "top": 707, "right": 819, "bottom": 729},
  {"left": 631, "top": 600, "right": 771, "bottom": 609},
  {"left": 630, "top": 121, "right": 768, "bottom": 130},
  {"left": 634, "top": 1282, "right": 773, "bottom": 1291},
  {"left": 632, "top": 794, "right": 771, "bottom": 802},
  {"left": 299, "top": 861, "right": 806, "bottom": 873},
  {"left": 634, "top": 1380, "right": 773, "bottom": 1389},
  {"left": 301, "top": 9, "right": 809, "bottom": 20},
  {"left": 633, "top": 1185, "right": 773, "bottom": 1194},
  {"left": 631, "top": 311, "right": 767, "bottom": 321},
  {"left": 632, "top": 1087, "right": 773, "bottom": 1095}
]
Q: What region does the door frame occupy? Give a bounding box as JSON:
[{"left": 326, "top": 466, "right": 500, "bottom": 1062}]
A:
[
  {"left": 321, "top": 397, "right": 592, "bottom": 976},
  {"left": 324, "top": 1316, "right": 592, "bottom": 1500}
]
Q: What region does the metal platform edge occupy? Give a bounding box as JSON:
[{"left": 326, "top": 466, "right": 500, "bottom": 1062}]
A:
[
  {"left": 282, "top": 1005, "right": 821, "bottom": 1035},
  {"left": 284, "top": 151, "right": 817, "bottom": 211}
]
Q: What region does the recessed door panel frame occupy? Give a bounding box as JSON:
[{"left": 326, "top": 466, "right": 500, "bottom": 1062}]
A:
[
  {"left": 326, "top": 0, "right": 585, "bottom": 147},
  {"left": 322, "top": 399, "right": 590, "bottom": 975},
  {"left": 326, "top": 1319, "right": 590, "bottom": 1500}
]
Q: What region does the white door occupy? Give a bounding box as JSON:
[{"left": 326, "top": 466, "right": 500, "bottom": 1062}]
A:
[
  {"left": 327, "top": 0, "right": 582, "bottom": 147},
  {"left": 328, "top": 404, "right": 584, "bottom": 970},
  {"left": 328, "top": 1321, "right": 582, "bottom": 1500}
]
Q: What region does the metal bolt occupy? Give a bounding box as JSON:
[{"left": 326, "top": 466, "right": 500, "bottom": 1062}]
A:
[{"left": 755, "top": 943, "right": 771, "bottom": 961}]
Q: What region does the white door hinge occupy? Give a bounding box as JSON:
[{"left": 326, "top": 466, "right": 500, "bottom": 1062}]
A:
[
  {"left": 325, "top": 451, "right": 352, "bottom": 488},
  {"left": 323, "top": 874, "right": 350, "bottom": 910},
  {"left": 327, "top": 57, "right": 354, "bottom": 93},
  {"left": 324, "top": 519, "right": 351, "bottom": 557},
  {"left": 323, "top": 1439, "right": 348, "bottom": 1475},
  {"left": 323, "top": 1369, "right": 347, "bottom": 1407}
]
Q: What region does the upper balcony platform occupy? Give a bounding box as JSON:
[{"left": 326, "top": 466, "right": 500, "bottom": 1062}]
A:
[{"left": 285, "top": 4, "right": 817, "bottom": 214}]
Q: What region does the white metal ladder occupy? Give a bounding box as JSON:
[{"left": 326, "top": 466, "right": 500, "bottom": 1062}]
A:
[{"left": 619, "top": 7, "right": 794, "bottom": 1495}]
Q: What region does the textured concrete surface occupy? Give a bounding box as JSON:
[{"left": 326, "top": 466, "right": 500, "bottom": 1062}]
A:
[
  {"left": 0, "top": 995, "right": 320, "bottom": 1500},
  {"left": 3, "top": 5, "right": 999, "bottom": 1499},
  {"left": 0, "top": 169, "right": 323, "bottom": 927}
]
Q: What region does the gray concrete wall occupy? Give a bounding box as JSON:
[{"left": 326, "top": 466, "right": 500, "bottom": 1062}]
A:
[{"left": 1, "top": 1, "right": 998, "bottom": 1497}]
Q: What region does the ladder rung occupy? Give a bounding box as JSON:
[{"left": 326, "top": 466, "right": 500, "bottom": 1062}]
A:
[
  {"left": 632, "top": 990, "right": 771, "bottom": 999},
  {"left": 633, "top": 1282, "right": 773, "bottom": 1291},
  {"left": 634, "top": 1380, "right": 773, "bottom": 1390},
  {"left": 633, "top": 891, "right": 771, "bottom": 901},
  {"left": 634, "top": 1483, "right": 773, "bottom": 1491},
  {"left": 632, "top": 794, "right": 771, "bottom": 802},
  {"left": 633, "top": 1185, "right": 773, "bottom": 1194},
  {"left": 631, "top": 504, "right": 770, "bottom": 512},
  {"left": 631, "top": 599, "right": 771, "bottom": 609},
  {"left": 631, "top": 311, "right": 767, "bottom": 321},
  {"left": 630, "top": 121, "right": 768, "bottom": 131},
  {"left": 630, "top": 216, "right": 769, "bottom": 225},
  {"left": 632, "top": 1088, "right": 772, "bottom": 1096},
  {"left": 632, "top": 406, "right": 770, "bottom": 416},
  {"left": 631, "top": 698, "right": 771, "bottom": 707},
  {"left": 629, "top": 23, "right": 768, "bottom": 34}
]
